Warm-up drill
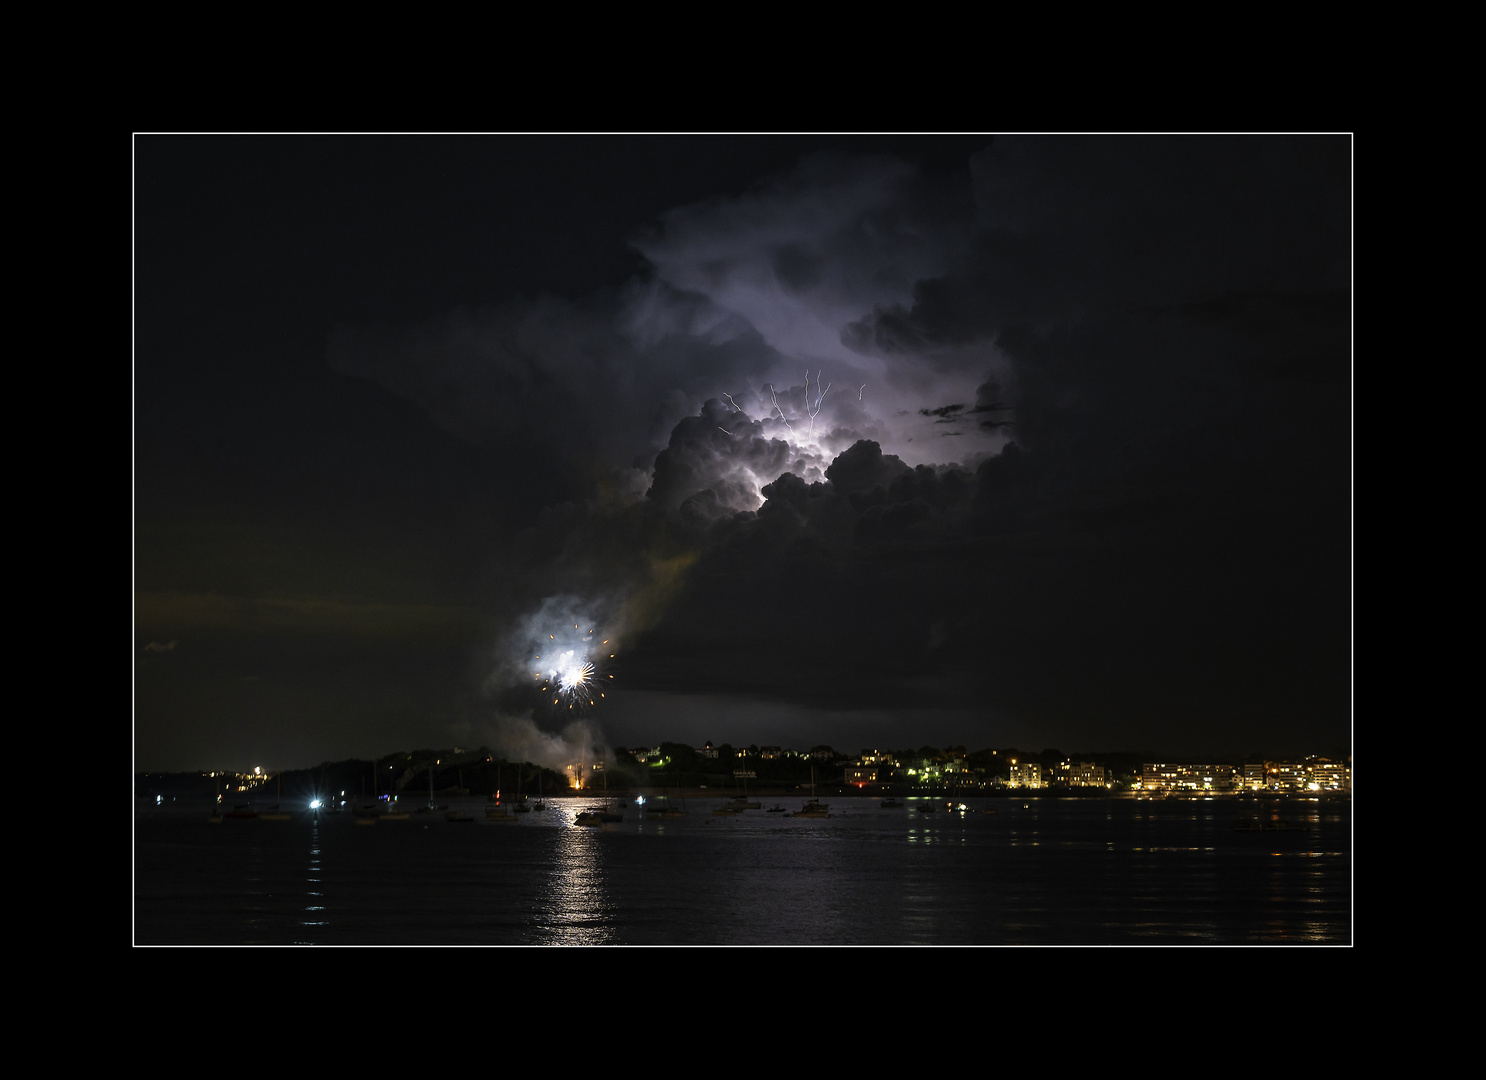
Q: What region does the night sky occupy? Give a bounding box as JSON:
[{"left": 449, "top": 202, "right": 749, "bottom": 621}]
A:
[{"left": 134, "top": 135, "right": 1352, "bottom": 772}]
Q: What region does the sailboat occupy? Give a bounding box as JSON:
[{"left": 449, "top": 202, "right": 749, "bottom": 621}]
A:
[
  {"left": 355, "top": 761, "right": 379, "bottom": 822},
  {"left": 533, "top": 770, "right": 546, "bottom": 812},
  {"left": 650, "top": 774, "right": 687, "bottom": 819},
  {"left": 513, "top": 765, "right": 531, "bottom": 813},
  {"left": 717, "top": 772, "right": 760, "bottom": 813},
  {"left": 356, "top": 759, "right": 408, "bottom": 821},
  {"left": 259, "top": 771, "right": 292, "bottom": 821},
  {"left": 575, "top": 759, "right": 624, "bottom": 826},
  {"left": 420, "top": 760, "right": 445, "bottom": 813},
  {"left": 792, "top": 766, "right": 830, "bottom": 818},
  {"left": 426, "top": 760, "right": 471, "bottom": 821}
]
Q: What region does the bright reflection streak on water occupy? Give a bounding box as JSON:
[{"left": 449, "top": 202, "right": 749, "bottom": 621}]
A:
[
  {"left": 529, "top": 812, "right": 616, "bottom": 945},
  {"left": 302, "top": 819, "right": 328, "bottom": 930},
  {"left": 135, "top": 794, "right": 1351, "bottom": 944}
]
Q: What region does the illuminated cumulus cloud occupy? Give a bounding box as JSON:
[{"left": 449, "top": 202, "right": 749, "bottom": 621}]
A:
[
  {"left": 646, "top": 399, "right": 809, "bottom": 521},
  {"left": 634, "top": 153, "right": 1011, "bottom": 471},
  {"left": 329, "top": 150, "right": 1013, "bottom": 511},
  {"left": 645, "top": 369, "right": 987, "bottom": 527}
]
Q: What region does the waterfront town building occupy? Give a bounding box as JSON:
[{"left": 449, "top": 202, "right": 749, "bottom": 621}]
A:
[
  {"left": 1138, "top": 763, "right": 1235, "bottom": 793},
  {"left": 1009, "top": 761, "right": 1044, "bottom": 789},
  {"left": 1307, "top": 758, "right": 1351, "bottom": 791},
  {"left": 1067, "top": 761, "right": 1107, "bottom": 787},
  {"left": 1140, "top": 759, "right": 1350, "bottom": 795}
]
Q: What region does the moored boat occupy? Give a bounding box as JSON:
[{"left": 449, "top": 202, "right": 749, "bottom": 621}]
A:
[
  {"left": 649, "top": 792, "right": 687, "bottom": 819},
  {"left": 791, "top": 767, "right": 830, "bottom": 818},
  {"left": 575, "top": 805, "right": 625, "bottom": 826}
]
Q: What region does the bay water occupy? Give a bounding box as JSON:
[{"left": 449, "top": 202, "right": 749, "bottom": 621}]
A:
[{"left": 134, "top": 795, "right": 1351, "bottom": 945}]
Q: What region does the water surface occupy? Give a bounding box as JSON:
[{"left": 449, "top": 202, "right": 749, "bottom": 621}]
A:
[{"left": 134, "top": 795, "right": 1351, "bottom": 944}]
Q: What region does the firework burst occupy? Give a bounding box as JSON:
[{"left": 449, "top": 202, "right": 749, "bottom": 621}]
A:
[{"left": 533, "top": 625, "right": 615, "bottom": 713}]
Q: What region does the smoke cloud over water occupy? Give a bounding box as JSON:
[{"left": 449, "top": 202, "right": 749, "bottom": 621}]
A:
[{"left": 482, "top": 712, "right": 602, "bottom": 777}]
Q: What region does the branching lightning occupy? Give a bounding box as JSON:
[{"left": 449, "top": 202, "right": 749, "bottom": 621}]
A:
[
  {"left": 767, "top": 372, "right": 832, "bottom": 438},
  {"left": 806, "top": 370, "right": 830, "bottom": 436},
  {"left": 767, "top": 383, "right": 795, "bottom": 436}
]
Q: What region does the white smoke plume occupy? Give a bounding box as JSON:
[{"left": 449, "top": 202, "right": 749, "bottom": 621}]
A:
[{"left": 483, "top": 712, "right": 603, "bottom": 775}]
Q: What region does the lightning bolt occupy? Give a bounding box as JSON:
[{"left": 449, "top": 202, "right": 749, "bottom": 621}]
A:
[
  {"left": 806, "top": 370, "right": 831, "bottom": 436},
  {"left": 767, "top": 384, "right": 795, "bottom": 436}
]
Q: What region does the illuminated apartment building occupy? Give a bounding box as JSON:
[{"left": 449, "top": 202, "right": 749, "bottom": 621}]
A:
[
  {"left": 1139, "top": 763, "right": 1181, "bottom": 792},
  {"left": 848, "top": 750, "right": 903, "bottom": 787},
  {"left": 1190, "top": 765, "right": 1234, "bottom": 791},
  {"left": 1068, "top": 761, "right": 1107, "bottom": 787},
  {"left": 1307, "top": 758, "right": 1351, "bottom": 791},
  {"left": 1265, "top": 760, "right": 1307, "bottom": 791},
  {"left": 1010, "top": 761, "right": 1044, "bottom": 789},
  {"left": 1139, "top": 763, "right": 1234, "bottom": 793}
]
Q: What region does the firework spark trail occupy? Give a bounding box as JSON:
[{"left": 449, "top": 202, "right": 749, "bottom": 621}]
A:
[
  {"left": 723, "top": 393, "right": 741, "bottom": 412},
  {"left": 533, "top": 626, "right": 615, "bottom": 712},
  {"left": 859, "top": 384, "right": 866, "bottom": 401}
]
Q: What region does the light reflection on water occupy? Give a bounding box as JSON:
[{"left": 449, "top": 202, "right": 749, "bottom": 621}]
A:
[
  {"left": 531, "top": 818, "right": 616, "bottom": 946},
  {"left": 135, "top": 795, "right": 1351, "bottom": 945},
  {"left": 302, "top": 820, "right": 327, "bottom": 930}
]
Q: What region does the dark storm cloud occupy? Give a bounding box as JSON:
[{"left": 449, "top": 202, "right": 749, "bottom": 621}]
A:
[
  {"left": 334, "top": 138, "right": 1347, "bottom": 757},
  {"left": 330, "top": 150, "right": 1013, "bottom": 489},
  {"left": 610, "top": 137, "right": 1348, "bottom": 754},
  {"left": 318, "top": 148, "right": 1020, "bottom": 749},
  {"left": 647, "top": 400, "right": 797, "bottom": 518},
  {"left": 140, "top": 136, "right": 1349, "bottom": 767},
  {"left": 326, "top": 283, "right": 781, "bottom": 503}
]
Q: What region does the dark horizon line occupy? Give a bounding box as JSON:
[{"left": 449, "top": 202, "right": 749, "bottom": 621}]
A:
[{"left": 135, "top": 741, "right": 1354, "bottom": 777}]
